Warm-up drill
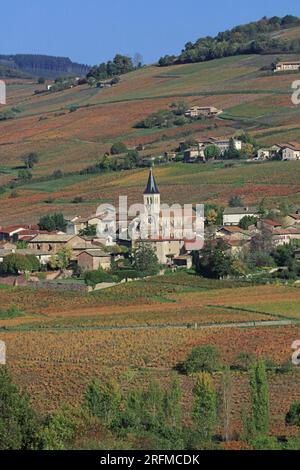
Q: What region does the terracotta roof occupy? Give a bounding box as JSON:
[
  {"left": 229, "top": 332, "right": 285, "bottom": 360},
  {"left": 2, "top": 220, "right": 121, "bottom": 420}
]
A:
[
  {"left": 262, "top": 219, "right": 282, "bottom": 227},
  {"left": 289, "top": 213, "right": 300, "bottom": 220},
  {"left": 282, "top": 142, "right": 300, "bottom": 151},
  {"left": 0, "top": 225, "right": 33, "bottom": 235},
  {"left": 273, "top": 228, "right": 300, "bottom": 235},
  {"left": 219, "top": 226, "right": 247, "bottom": 233}
]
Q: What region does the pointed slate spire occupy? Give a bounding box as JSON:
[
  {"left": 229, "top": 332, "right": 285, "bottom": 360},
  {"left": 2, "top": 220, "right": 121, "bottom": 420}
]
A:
[{"left": 143, "top": 168, "right": 160, "bottom": 194}]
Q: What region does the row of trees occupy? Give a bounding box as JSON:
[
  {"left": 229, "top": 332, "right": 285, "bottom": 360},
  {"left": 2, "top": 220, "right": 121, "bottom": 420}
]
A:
[{"left": 158, "top": 16, "right": 300, "bottom": 66}]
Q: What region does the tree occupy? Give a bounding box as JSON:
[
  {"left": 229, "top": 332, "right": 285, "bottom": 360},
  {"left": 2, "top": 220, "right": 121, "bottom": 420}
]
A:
[
  {"left": 133, "top": 52, "right": 143, "bottom": 68},
  {"left": 286, "top": 400, "right": 300, "bottom": 427},
  {"left": 1, "top": 253, "right": 40, "bottom": 274},
  {"left": 250, "top": 360, "right": 269, "bottom": 435},
  {"left": 220, "top": 367, "right": 232, "bottom": 441},
  {"left": 38, "top": 406, "right": 79, "bottom": 450},
  {"left": 79, "top": 225, "right": 97, "bottom": 237},
  {"left": 133, "top": 243, "right": 160, "bottom": 276},
  {"left": 195, "top": 240, "right": 232, "bottom": 279},
  {"left": 240, "top": 143, "right": 254, "bottom": 159},
  {"left": 49, "top": 247, "right": 72, "bottom": 271},
  {"left": 192, "top": 372, "right": 217, "bottom": 442},
  {"left": 183, "top": 344, "right": 222, "bottom": 374},
  {"left": 84, "top": 379, "right": 121, "bottom": 428},
  {"left": 249, "top": 227, "right": 273, "bottom": 267},
  {"left": 226, "top": 138, "right": 240, "bottom": 159},
  {"left": 271, "top": 242, "right": 298, "bottom": 267},
  {"left": 110, "top": 142, "right": 128, "bottom": 155},
  {"left": 38, "top": 213, "right": 67, "bottom": 232},
  {"left": 37, "top": 77, "right": 45, "bottom": 84},
  {"left": 206, "top": 208, "right": 218, "bottom": 226},
  {"left": 23, "top": 152, "right": 39, "bottom": 169},
  {"left": 204, "top": 144, "right": 221, "bottom": 160},
  {"left": 0, "top": 367, "right": 39, "bottom": 450},
  {"left": 163, "top": 377, "right": 182, "bottom": 428},
  {"left": 239, "top": 215, "right": 258, "bottom": 230},
  {"left": 18, "top": 169, "right": 32, "bottom": 182},
  {"left": 228, "top": 195, "right": 243, "bottom": 207},
  {"left": 231, "top": 259, "right": 248, "bottom": 277}
]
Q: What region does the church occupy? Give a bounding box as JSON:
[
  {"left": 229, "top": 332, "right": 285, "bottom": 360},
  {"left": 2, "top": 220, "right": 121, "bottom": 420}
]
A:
[
  {"left": 92, "top": 168, "right": 201, "bottom": 266},
  {"left": 127, "top": 168, "right": 200, "bottom": 266}
]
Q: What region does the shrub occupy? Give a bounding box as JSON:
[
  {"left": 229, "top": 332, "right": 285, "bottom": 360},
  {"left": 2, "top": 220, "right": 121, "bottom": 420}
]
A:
[
  {"left": 1, "top": 253, "right": 40, "bottom": 274},
  {"left": 182, "top": 345, "right": 222, "bottom": 375},
  {"left": 84, "top": 269, "right": 118, "bottom": 287},
  {"left": 110, "top": 142, "right": 128, "bottom": 155}
]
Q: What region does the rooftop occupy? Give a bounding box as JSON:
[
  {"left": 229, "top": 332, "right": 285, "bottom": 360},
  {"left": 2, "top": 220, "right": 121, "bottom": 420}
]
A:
[
  {"left": 223, "top": 206, "right": 259, "bottom": 215},
  {"left": 29, "top": 234, "right": 77, "bottom": 243}
]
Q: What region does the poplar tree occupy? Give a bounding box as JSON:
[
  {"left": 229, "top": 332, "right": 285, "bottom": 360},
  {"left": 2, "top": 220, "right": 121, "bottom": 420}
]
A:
[
  {"left": 192, "top": 372, "right": 217, "bottom": 442},
  {"left": 250, "top": 359, "right": 269, "bottom": 434}
]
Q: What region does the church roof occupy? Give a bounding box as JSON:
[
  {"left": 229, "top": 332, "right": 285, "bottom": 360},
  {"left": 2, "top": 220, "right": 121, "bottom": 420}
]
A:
[{"left": 143, "top": 168, "right": 160, "bottom": 195}]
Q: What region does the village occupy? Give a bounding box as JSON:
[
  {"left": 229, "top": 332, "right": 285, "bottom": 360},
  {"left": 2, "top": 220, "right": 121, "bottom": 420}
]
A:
[{"left": 0, "top": 164, "right": 300, "bottom": 291}]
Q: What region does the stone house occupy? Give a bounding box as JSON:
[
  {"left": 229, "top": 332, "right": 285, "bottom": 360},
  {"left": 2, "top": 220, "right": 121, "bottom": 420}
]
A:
[
  {"left": 77, "top": 249, "right": 111, "bottom": 271},
  {"left": 28, "top": 234, "right": 91, "bottom": 257}
]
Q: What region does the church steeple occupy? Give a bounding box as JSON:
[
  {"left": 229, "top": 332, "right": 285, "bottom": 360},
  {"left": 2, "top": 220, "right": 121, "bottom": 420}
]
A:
[
  {"left": 143, "top": 168, "right": 160, "bottom": 214},
  {"left": 143, "top": 168, "right": 160, "bottom": 195}
]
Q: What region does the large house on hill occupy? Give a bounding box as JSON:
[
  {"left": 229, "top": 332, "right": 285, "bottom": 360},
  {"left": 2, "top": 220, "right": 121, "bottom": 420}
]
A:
[
  {"left": 184, "top": 106, "right": 222, "bottom": 118},
  {"left": 275, "top": 61, "right": 300, "bottom": 72},
  {"left": 223, "top": 206, "right": 260, "bottom": 226},
  {"left": 257, "top": 143, "right": 300, "bottom": 161}
]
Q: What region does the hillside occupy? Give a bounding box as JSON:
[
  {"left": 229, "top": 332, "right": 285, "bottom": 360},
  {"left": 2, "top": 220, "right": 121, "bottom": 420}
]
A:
[
  {"left": 0, "top": 54, "right": 90, "bottom": 79},
  {"left": 159, "top": 15, "right": 300, "bottom": 66},
  {"left": 1, "top": 50, "right": 300, "bottom": 224}
]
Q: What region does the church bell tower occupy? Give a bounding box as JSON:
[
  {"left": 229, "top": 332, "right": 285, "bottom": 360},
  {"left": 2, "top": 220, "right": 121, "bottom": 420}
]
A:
[{"left": 143, "top": 168, "right": 160, "bottom": 215}]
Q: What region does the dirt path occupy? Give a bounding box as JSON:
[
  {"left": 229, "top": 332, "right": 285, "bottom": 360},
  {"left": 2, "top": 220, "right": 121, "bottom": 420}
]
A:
[{"left": 1, "top": 318, "right": 296, "bottom": 333}]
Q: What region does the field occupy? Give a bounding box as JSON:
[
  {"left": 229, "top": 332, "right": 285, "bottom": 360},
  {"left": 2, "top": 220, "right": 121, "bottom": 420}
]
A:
[
  {"left": 1, "top": 273, "right": 300, "bottom": 437},
  {"left": 1, "top": 159, "right": 300, "bottom": 225},
  {"left": 2, "top": 53, "right": 300, "bottom": 223}
]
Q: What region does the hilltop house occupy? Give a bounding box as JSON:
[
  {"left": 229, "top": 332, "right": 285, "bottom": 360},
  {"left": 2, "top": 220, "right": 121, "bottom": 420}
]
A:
[
  {"left": 257, "top": 144, "right": 283, "bottom": 160},
  {"left": 223, "top": 206, "right": 260, "bottom": 226},
  {"left": 281, "top": 143, "right": 300, "bottom": 161},
  {"left": 185, "top": 106, "right": 222, "bottom": 118},
  {"left": 207, "top": 137, "right": 242, "bottom": 154},
  {"left": 275, "top": 61, "right": 300, "bottom": 72}
]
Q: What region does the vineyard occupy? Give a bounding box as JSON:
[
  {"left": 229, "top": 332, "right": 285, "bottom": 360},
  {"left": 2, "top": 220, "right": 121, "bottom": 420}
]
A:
[
  {"left": 1, "top": 52, "right": 300, "bottom": 223},
  {"left": 1, "top": 273, "right": 300, "bottom": 437}
]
